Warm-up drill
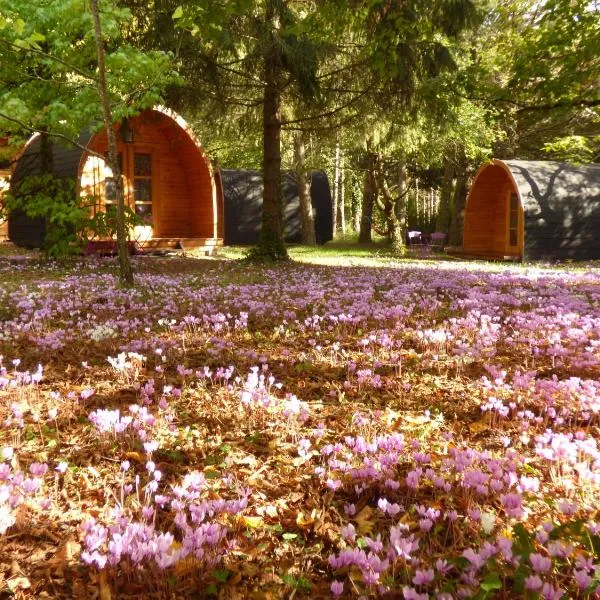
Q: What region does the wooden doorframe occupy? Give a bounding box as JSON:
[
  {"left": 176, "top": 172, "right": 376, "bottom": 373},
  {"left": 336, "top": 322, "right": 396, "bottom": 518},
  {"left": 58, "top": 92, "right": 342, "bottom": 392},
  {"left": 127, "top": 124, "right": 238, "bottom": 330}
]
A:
[{"left": 505, "top": 186, "right": 523, "bottom": 255}]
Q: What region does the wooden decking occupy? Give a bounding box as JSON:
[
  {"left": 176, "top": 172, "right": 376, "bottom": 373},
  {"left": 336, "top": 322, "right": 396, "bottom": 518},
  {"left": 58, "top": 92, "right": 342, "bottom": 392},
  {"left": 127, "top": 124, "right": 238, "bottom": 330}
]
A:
[
  {"left": 445, "top": 246, "right": 522, "bottom": 262},
  {"left": 85, "top": 237, "right": 223, "bottom": 256}
]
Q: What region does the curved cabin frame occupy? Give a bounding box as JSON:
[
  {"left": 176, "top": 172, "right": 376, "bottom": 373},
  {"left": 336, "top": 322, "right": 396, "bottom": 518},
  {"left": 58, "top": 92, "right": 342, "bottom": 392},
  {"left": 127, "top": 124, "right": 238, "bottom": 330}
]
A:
[
  {"left": 9, "top": 107, "right": 223, "bottom": 252},
  {"left": 462, "top": 159, "right": 600, "bottom": 261}
]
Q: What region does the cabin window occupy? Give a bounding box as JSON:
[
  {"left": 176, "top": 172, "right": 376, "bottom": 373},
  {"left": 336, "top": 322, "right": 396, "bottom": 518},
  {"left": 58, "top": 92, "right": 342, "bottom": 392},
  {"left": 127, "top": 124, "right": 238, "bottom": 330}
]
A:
[
  {"left": 508, "top": 192, "right": 519, "bottom": 247},
  {"left": 133, "top": 153, "right": 152, "bottom": 225}
]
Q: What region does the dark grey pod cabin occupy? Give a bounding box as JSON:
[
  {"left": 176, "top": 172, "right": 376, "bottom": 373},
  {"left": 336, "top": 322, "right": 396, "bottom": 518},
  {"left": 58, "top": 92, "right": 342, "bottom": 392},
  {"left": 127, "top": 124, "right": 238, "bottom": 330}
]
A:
[
  {"left": 461, "top": 159, "right": 600, "bottom": 261},
  {"left": 221, "top": 169, "right": 333, "bottom": 245}
]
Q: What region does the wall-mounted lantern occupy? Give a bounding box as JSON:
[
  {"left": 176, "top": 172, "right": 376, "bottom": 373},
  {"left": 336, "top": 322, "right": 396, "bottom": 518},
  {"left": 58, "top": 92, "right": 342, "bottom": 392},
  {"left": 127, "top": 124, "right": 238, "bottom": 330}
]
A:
[{"left": 120, "top": 118, "right": 134, "bottom": 143}]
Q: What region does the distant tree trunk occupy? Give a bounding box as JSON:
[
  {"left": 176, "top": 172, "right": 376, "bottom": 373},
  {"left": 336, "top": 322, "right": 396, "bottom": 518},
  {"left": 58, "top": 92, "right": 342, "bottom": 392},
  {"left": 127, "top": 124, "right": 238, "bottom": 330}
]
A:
[
  {"left": 255, "top": 0, "right": 288, "bottom": 260},
  {"left": 392, "top": 161, "right": 408, "bottom": 253},
  {"left": 449, "top": 162, "right": 469, "bottom": 247},
  {"left": 338, "top": 152, "right": 346, "bottom": 236},
  {"left": 350, "top": 176, "right": 361, "bottom": 233},
  {"left": 332, "top": 142, "right": 340, "bottom": 236},
  {"left": 294, "top": 132, "right": 316, "bottom": 245},
  {"left": 435, "top": 158, "right": 455, "bottom": 234},
  {"left": 374, "top": 158, "right": 408, "bottom": 255},
  {"left": 90, "top": 0, "right": 133, "bottom": 286},
  {"left": 359, "top": 138, "right": 376, "bottom": 244}
]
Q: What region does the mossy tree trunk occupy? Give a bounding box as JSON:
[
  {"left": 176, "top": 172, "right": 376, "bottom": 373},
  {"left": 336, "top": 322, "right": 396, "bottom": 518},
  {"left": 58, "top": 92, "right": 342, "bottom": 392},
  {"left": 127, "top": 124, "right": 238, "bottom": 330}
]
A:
[
  {"left": 435, "top": 157, "right": 455, "bottom": 234},
  {"left": 359, "top": 138, "right": 376, "bottom": 244},
  {"left": 448, "top": 152, "right": 469, "bottom": 246}
]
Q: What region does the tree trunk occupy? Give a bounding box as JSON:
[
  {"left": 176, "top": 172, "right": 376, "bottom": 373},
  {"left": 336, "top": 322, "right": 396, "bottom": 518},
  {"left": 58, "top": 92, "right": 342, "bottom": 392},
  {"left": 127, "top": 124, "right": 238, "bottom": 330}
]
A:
[
  {"left": 294, "top": 132, "right": 316, "bottom": 245},
  {"left": 339, "top": 152, "right": 346, "bottom": 236},
  {"left": 253, "top": 0, "right": 288, "bottom": 261},
  {"left": 90, "top": 0, "right": 133, "bottom": 286},
  {"left": 435, "top": 158, "right": 455, "bottom": 234},
  {"left": 449, "top": 170, "right": 469, "bottom": 247},
  {"left": 350, "top": 176, "right": 361, "bottom": 233},
  {"left": 391, "top": 161, "right": 408, "bottom": 253},
  {"left": 332, "top": 142, "right": 340, "bottom": 235},
  {"left": 359, "top": 140, "right": 376, "bottom": 244}
]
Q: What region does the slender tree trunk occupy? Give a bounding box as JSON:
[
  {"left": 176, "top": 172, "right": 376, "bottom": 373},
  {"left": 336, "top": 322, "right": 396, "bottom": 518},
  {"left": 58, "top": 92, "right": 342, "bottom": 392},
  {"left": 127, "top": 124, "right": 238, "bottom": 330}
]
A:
[
  {"left": 351, "top": 176, "right": 361, "bottom": 233},
  {"left": 254, "top": 0, "right": 287, "bottom": 260},
  {"left": 359, "top": 139, "right": 376, "bottom": 244},
  {"left": 448, "top": 159, "right": 469, "bottom": 247},
  {"left": 332, "top": 142, "right": 340, "bottom": 235},
  {"left": 435, "top": 157, "right": 455, "bottom": 234},
  {"left": 38, "top": 131, "right": 53, "bottom": 251},
  {"left": 338, "top": 152, "right": 346, "bottom": 236},
  {"left": 294, "top": 132, "right": 316, "bottom": 245},
  {"left": 90, "top": 0, "right": 133, "bottom": 286},
  {"left": 391, "top": 161, "right": 408, "bottom": 254}
]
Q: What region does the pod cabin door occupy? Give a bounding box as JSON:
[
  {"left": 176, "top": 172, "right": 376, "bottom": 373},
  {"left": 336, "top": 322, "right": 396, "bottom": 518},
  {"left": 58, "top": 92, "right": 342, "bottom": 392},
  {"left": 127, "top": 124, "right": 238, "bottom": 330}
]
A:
[{"left": 506, "top": 190, "right": 521, "bottom": 255}]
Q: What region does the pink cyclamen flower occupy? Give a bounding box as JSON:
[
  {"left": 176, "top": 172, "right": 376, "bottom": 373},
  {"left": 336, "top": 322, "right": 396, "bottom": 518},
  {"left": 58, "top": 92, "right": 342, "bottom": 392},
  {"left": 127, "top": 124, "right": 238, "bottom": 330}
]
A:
[
  {"left": 540, "top": 582, "right": 564, "bottom": 600},
  {"left": 412, "top": 568, "right": 434, "bottom": 586},
  {"left": 330, "top": 580, "right": 344, "bottom": 597},
  {"left": 500, "top": 493, "right": 523, "bottom": 518},
  {"left": 530, "top": 553, "right": 552, "bottom": 573},
  {"left": 574, "top": 569, "right": 592, "bottom": 590},
  {"left": 524, "top": 575, "right": 542, "bottom": 591}
]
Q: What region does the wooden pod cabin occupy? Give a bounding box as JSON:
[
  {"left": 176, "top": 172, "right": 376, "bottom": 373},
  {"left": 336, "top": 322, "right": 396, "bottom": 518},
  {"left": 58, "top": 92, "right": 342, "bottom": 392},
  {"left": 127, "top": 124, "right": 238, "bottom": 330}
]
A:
[
  {"left": 460, "top": 159, "right": 600, "bottom": 261},
  {"left": 9, "top": 107, "right": 223, "bottom": 252},
  {"left": 0, "top": 167, "right": 9, "bottom": 241},
  {"left": 221, "top": 169, "right": 333, "bottom": 245},
  {"left": 0, "top": 137, "right": 11, "bottom": 241}
]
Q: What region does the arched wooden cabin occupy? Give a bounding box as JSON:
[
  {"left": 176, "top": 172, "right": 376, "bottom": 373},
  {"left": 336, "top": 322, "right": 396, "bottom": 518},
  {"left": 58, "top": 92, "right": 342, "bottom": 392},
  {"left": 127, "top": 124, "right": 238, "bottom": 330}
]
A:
[
  {"left": 0, "top": 137, "right": 11, "bottom": 240},
  {"left": 9, "top": 107, "right": 223, "bottom": 252},
  {"left": 460, "top": 159, "right": 600, "bottom": 261},
  {"left": 221, "top": 169, "right": 333, "bottom": 245},
  {"left": 0, "top": 168, "right": 9, "bottom": 241}
]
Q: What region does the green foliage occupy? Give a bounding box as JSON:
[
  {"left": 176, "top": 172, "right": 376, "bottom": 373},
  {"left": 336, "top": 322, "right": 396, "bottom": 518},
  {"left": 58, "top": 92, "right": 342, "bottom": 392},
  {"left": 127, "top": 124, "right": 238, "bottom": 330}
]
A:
[
  {"left": 542, "top": 135, "right": 598, "bottom": 163},
  {"left": 1, "top": 175, "right": 89, "bottom": 257},
  {"left": 0, "top": 0, "right": 181, "bottom": 142},
  {"left": 1, "top": 174, "right": 140, "bottom": 257}
]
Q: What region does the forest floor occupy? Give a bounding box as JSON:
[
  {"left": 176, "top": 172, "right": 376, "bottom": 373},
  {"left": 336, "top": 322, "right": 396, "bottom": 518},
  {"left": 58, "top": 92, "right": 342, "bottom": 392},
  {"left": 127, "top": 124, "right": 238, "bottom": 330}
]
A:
[{"left": 0, "top": 242, "right": 599, "bottom": 599}]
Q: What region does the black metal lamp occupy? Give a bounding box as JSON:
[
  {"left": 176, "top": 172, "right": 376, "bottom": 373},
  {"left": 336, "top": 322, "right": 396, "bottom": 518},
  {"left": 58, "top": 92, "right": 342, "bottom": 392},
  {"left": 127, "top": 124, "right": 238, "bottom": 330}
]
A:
[{"left": 120, "top": 118, "right": 134, "bottom": 143}]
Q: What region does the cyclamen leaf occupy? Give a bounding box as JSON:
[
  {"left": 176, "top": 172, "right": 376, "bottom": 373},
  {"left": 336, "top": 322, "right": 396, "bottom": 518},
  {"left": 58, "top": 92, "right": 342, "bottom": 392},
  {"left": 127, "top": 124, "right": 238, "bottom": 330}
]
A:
[{"left": 480, "top": 573, "right": 502, "bottom": 592}]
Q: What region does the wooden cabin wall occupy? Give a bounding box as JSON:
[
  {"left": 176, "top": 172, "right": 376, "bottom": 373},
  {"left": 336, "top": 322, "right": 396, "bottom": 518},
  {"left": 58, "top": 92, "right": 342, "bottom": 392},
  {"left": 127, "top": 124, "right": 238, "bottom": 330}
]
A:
[
  {"left": 177, "top": 133, "right": 214, "bottom": 238},
  {"left": 84, "top": 111, "right": 218, "bottom": 240},
  {"left": 0, "top": 168, "right": 10, "bottom": 240},
  {"left": 464, "top": 164, "right": 517, "bottom": 255},
  {"left": 215, "top": 170, "right": 225, "bottom": 239}
]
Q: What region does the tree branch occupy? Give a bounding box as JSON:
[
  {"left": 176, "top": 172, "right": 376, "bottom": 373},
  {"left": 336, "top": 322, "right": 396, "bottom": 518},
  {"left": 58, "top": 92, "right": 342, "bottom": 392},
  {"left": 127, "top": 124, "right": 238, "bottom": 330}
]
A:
[
  {"left": 0, "top": 38, "right": 96, "bottom": 82},
  {"left": 282, "top": 88, "right": 371, "bottom": 125},
  {"left": 0, "top": 111, "right": 103, "bottom": 160}
]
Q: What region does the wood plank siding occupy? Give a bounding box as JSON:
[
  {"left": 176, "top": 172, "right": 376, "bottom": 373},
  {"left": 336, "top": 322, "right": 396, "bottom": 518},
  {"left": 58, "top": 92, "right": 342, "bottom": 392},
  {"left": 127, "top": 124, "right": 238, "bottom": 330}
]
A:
[
  {"left": 0, "top": 168, "right": 9, "bottom": 240},
  {"left": 463, "top": 163, "right": 522, "bottom": 258}
]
